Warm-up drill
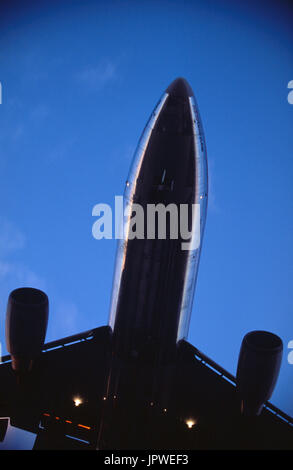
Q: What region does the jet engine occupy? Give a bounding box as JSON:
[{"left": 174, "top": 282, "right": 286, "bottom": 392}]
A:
[
  {"left": 5, "top": 287, "right": 49, "bottom": 375},
  {"left": 236, "top": 330, "right": 283, "bottom": 416}
]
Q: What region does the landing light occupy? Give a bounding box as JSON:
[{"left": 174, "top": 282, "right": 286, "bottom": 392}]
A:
[
  {"left": 73, "top": 397, "right": 83, "bottom": 407},
  {"left": 185, "top": 419, "right": 196, "bottom": 429}
]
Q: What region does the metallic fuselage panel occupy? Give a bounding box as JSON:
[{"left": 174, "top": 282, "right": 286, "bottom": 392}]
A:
[{"left": 109, "top": 80, "right": 208, "bottom": 360}]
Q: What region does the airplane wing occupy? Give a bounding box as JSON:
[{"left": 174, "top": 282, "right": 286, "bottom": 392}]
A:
[
  {"left": 0, "top": 330, "right": 292, "bottom": 450},
  {"left": 0, "top": 326, "right": 112, "bottom": 449},
  {"left": 170, "top": 340, "right": 293, "bottom": 450}
]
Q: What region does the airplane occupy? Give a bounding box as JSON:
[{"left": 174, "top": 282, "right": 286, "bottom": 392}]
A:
[{"left": 0, "top": 78, "right": 292, "bottom": 450}]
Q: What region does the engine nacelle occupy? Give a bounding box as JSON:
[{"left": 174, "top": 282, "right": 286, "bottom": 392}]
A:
[
  {"left": 236, "top": 330, "right": 283, "bottom": 416},
  {"left": 5, "top": 288, "right": 49, "bottom": 375}
]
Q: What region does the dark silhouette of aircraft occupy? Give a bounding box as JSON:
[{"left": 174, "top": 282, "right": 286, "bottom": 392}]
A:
[{"left": 0, "top": 78, "right": 292, "bottom": 449}]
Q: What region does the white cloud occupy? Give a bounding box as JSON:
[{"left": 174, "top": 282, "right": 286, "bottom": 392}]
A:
[
  {"left": 0, "top": 218, "right": 25, "bottom": 258},
  {"left": 0, "top": 217, "right": 81, "bottom": 357},
  {"left": 0, "top": 217, "right": 45, "bottom": 290},
  {"left": 0, "top": 259, "right": 46, "bottom": 355},
  {"left": 0, "top": 261, "right": 11, "bottom": 279},
  {"left": 0, "top": 260, "right": 46, "bottom": 290},
  {"left": 77, "top": 59, "right": 117, "bottom": 90},
  {"left": 0, "top": 218, "right": 45, "bottom": 353}
]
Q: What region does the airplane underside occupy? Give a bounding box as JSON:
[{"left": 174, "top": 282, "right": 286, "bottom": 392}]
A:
[{"left": 1, "top": 326, "right": 292, "bottom": 450}]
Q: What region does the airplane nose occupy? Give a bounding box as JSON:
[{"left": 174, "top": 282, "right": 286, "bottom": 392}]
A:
[{"left": 166, "top": 77, "right": 194, "bottom": 98}]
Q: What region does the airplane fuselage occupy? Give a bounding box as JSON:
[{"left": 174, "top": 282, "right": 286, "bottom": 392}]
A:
[
  {"left": 109, "top": 78, "right": 208, "bottom": 364},
  {"left": 96, "top": 78, "right": 208, "bottom": 448}
]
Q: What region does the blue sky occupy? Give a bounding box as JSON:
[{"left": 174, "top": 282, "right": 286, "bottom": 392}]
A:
[{"left": 0, "top": 0, "right": 292, "bottom": 448}]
